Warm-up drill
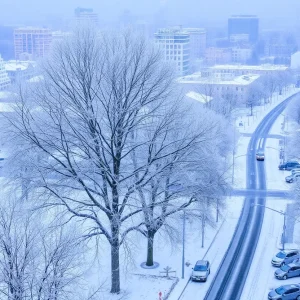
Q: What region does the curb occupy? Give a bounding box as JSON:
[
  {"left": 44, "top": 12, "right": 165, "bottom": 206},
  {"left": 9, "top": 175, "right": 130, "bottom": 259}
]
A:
[{"left": 176, "top": 215, "right": 227, "bottom": 300}]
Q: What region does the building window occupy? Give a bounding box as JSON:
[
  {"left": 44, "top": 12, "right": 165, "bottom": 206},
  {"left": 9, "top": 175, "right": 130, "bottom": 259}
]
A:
[{"left": 236, "top": 87, "right": 238, "bottom": 91}]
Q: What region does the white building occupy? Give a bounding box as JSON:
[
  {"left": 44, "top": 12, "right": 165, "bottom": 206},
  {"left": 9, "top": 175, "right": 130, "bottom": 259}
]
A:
[
  {"left": 291, "top": 52, "right": 300, "bottom": 69},
  {"left": 154, "top": 28, "right": 190, "bottom": 76},
  {"left": 231, "top": 48, "right": 252, "bottom": 64},
  {"left": 206, "top": 64, "right": 288, "bottom": 76},
  {"left": 183, "top": 28, "right": 206, "bottom": 59},
  {"left": 178, "top": 72, "right": 261, "bottom": 104},
  {"left": 5, "top": 60, "right": 35, "bottom": 83},
  {"left": 0, "top": 55, "right": 10, "bottom": 90}
]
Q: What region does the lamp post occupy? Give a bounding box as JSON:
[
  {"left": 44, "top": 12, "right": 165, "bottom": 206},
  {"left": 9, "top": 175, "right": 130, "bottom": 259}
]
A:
[
  {"left": 252, "top": 204, "right": 287, "bottom": 250},
  {"left": 182, "top": 210, "right": 186, "bottom": 279}
]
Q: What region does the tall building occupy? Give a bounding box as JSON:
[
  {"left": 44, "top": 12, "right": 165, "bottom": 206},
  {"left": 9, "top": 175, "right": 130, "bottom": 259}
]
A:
[
  {"left": 154, "top": 27, "right": 190, "bottom": 76},
  {"left": 0, "top": 55, "right": 10, "bottom": 90},
  {"left": 74, "top": 7, "right": 99, "bottom": 26},
  {"left": 183, "top": 28, "right": 206, "bottom": 59},
  {"left": 228, "top": 15, "right": 259, "bottom": 44},
  {"left": 14, "top": 27, "right": 52, "bottom": 60},
  {"left": 0, "top": 25, "right": 15, "bottom": 60}
]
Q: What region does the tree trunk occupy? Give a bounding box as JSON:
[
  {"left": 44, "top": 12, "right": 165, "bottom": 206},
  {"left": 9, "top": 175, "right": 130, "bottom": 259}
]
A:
[
  {"left": 110, "top": 228, "right": 120, "bottom": 293},
  {"left": 146, "top": 230, "right": 155, "bottom": 266}
]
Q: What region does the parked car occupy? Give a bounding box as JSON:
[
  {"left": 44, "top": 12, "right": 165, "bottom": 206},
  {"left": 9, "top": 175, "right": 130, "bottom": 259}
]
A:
[
  {"left": 285, "top": 173, "right": 300, "bottom": 183},
  {"left": 291, "top": 169, "right": 300, "bottom": 176},
  {"left": 191, "top": 260, "right": 210, "bottom": 282},
  {"left": 279, "top": 161, "right": 300, "bottom": 171},
  {"left": 268, "top": 284, "right": 300, "bottom": 299},
  {"left": 256, "top": 151, "right": 265, "bottom": 161},
  {"left": 275, "top": 263, "right": 300, "bottom": 280},
  {"left": 272, "top": 250, "right": 300, "bottom": 267}
]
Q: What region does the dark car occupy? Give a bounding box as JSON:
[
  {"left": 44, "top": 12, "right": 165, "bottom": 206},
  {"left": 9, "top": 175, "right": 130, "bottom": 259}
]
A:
[
  {"left": 279, "top": 161, "right": 300, "bottom": 171},
  {"left": 191, "top": 260, "right": 210, "bottom": 282},
  {"left": 275, "top": 263, "right": 300, "bottom": 280},
  {"left": 268, "top": 284, "right": 300, "bottom": 299},
  {"left": 256, "top": 151, "right": 265, "bottom": 161}
]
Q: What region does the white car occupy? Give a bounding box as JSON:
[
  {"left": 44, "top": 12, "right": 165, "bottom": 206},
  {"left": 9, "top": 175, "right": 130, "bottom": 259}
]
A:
[
  {"left": 191, "top": 260, "right": 210, "bottom": 282},
  {"left": 272, "top": 250, "right": 300, "bottom": 267}
]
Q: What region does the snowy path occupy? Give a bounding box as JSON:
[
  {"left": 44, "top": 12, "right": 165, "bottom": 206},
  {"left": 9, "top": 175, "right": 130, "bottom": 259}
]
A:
[{"left": 177, "top": 197, "right": 243, "bottom": 300}]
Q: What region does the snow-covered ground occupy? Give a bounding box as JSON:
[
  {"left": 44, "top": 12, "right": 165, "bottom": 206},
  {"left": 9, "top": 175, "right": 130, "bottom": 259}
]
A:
[{"left": 1, "top": 88, "right": 298, "bottom": 300}]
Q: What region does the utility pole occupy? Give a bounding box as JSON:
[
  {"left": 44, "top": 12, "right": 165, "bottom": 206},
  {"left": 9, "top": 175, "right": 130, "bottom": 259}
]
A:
[
  {"left": 282, "top": 212, "right": 286, "bottom": 251},
  {"left": 181, "top": 210, "right": 186, "bottom": 279}
]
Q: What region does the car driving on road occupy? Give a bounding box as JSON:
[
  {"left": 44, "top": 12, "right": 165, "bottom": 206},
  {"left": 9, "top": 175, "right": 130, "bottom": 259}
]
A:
[
  {"left": 256, "top": 151, "right": 265, "bottom": 161},
  {"left": 272, "top": 250, "right": 300, "bottom": 267},
  {"left": 274, "top": 263, "right": 300, "bottom": 280},
  {"left": 268, "top": 284, "right": 300, "bottom": 300},
  {"left": 191, "top": 260, "right": 210, "bottom": 282},
  {"left": 285, "top": 173, "right": 300, "bottom": 183}
]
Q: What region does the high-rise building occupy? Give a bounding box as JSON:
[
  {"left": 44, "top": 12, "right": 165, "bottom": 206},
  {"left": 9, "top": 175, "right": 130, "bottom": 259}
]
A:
[
  {"left": 14, "top": 27, "right": 52, "bottom": 60},
  {"left": 154, "top": 27, "right": 190, "bottom": 76},
  {"left": 183, "top": 28, "right": 206, "bottom": 59},
  {"left": 74, "top": 7, "right": 99, "bottom": 26},
  {"left": 228, "top": 15, "right": 259, "bottom": 44},
  {"left": 0, "top": 25, "right": 15, "bottom": 60},
  {"left": 0, "top": 55, "right": 10, "bottom": 90}
]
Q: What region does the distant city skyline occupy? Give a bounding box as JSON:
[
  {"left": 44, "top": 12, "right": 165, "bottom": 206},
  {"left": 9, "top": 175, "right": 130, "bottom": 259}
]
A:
[{"left": 0, "top": 0, "right": 300, "bottom": 29}]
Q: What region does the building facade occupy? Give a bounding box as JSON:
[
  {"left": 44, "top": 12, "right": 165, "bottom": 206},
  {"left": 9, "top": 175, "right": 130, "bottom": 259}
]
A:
[
  {"left": 183, "top": 28, "right": 206, "bottom": 59},
  {"left": 155, "top": 28, "right": 190, "bottom": 76},
  {"left": 205, "top": 47, "right": 232, "bottom": 65},
  {"left": 4, "top": 60, "right": 35, "bottom": 83},
  {"left": 0, "top": 25, "right": 15, "bottom": 60},
  {"left": 14, "top": 27, "right": 52, "bottom": 60},
  {"left": 231, "top": 47, "right": 252, "bottom": 64},
  {"left": 178, "top": 72, "right": 261, "bottom": 104},
  {"left": 206, "top": 64, "right": 288, "bottom": 77},
  {"left": 0, "top": 55, "right": 10, "bottom": 90},
  {"left": 228, "top": 15, "right": 259, "bottom": 44},
  {"left": 74, "top": 7, "right": 99, "bottom": 25}
]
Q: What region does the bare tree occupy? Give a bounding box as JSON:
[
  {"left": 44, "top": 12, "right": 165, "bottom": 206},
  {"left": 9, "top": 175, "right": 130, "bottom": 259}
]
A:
[
  {"left": 246, "top": 82, "right": 264, "bottom": 116},
  {"left": 6, "top": 27, "right": 219, "bottom": 293},
  {"left": 0, "top": 197, "right": 85, "bottom": 300},
  {"left": 132, "top": 106, "right": 231, "bottom": 266}
]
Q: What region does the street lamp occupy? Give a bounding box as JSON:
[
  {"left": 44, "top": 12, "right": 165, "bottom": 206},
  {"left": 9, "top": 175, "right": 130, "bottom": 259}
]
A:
[
  {"left": 182, "top": 210, "right": 186, "bottom": 279},
  {"left": 252, "top": 204, "right": 287, "bottom": 250}
]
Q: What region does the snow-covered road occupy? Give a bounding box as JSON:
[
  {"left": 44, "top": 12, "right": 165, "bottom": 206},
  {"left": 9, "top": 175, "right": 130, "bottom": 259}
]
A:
[{"left": 241, "top": 112, "right": 297, "bottom": 299}]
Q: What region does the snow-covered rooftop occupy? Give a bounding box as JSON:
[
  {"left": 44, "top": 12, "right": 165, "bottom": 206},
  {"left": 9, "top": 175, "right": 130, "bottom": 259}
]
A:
[
  {"left": 186, "top": 91, "right": 213, "bottom": 103},
  {"left": 4, "top": 61, "right": 34, "bottom": 72},
  {"left": 178, "top": 73, "right": 260, "bottom": 85},
  {"left": 209, "top": 64, "right": 288, "bottom": 71}
]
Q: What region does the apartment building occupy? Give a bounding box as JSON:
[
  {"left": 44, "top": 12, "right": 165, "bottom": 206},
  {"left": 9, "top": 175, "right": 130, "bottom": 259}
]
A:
[
  {"left": 0, "top": 55, "right": 10, "bottom": 90},
  {"left": 155, "top": 28, "right": 190, "bottom": 76},
  {"left": 14, "top": 27, "right": 52, "bottom": 60}
]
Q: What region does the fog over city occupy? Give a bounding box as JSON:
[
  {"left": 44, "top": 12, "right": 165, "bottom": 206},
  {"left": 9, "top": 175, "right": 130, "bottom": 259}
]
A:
[
  {"left": 1, "top": 1, "right": 300, "bottom": 300},
  {"left": 1, "top": 0, "right": 300, "bottom": 27}
]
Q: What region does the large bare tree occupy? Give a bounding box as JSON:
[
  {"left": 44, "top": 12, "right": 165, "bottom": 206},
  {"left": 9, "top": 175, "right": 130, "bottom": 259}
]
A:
[{"left": 6, "top": 27, "right": 226, "bottom": 293}]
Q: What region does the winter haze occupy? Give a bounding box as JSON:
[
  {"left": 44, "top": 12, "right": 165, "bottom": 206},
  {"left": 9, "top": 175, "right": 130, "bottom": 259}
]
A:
[{"left": 1, "top": 0, "right": 300, "bottom": 27}]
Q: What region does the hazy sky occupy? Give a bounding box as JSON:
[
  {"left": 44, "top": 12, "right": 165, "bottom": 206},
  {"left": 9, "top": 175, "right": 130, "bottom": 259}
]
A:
[{"left": 1, "top": 0, "right": 300, "bottom": 27}]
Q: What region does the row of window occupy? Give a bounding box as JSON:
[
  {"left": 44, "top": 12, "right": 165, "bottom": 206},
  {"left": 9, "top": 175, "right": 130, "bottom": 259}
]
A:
[{"left": 215, "top": 86, "right": 245, "bottom": 91}]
